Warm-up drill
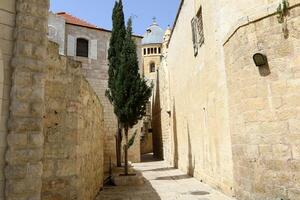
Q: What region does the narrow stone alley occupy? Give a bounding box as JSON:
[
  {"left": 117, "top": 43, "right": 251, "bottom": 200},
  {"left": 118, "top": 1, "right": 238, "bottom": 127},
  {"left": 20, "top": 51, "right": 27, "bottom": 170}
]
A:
[{"left": 96, "top": 155, "right": 235, "bottom": 200}]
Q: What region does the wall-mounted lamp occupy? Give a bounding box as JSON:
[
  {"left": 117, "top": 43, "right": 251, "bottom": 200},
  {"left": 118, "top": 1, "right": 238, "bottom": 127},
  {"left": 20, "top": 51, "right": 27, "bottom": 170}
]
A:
[{"left": 253, "top": 53, "right": 268, "bottom": 67}]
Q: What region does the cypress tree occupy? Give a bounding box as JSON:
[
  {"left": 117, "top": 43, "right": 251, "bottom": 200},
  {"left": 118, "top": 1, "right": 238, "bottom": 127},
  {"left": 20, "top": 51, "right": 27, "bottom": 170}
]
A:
[
  {"left": 115, "top": 18, "right": 152, "bottom": 175},
  {"left": 106, "top": 0, "right": 126, "bottom": 167}
]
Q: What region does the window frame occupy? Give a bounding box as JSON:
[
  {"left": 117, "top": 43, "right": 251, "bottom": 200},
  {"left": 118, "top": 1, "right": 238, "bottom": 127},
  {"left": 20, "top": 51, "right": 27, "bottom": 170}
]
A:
[
  {"left": 150, "top": 62, "right": 156, "bottom": 73},
  {"left": 191, "top": 6, "right": 204, "bottom": 57},
  {"left": 76, "top": 38, "right": 89, "bottom": 58}
]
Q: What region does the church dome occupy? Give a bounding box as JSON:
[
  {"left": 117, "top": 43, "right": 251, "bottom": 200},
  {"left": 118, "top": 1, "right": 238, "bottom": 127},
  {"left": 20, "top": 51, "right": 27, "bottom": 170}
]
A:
[{"left": 142, "top": 18, "right": 164, "bottom": 45}]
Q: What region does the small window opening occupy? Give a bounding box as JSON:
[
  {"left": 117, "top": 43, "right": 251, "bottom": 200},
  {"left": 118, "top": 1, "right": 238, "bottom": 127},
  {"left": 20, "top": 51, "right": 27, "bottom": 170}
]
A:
[
  {"left": 158, "top": 47, "right": 161, "bottom": 54},
  {"left": 148, "top": 48, "right": 150, "bottom": 54},
  {"left": 76, "top": 38, "right": 89, "bottom": 57},
  {"left": 144, "top": 48, "right": 146, "bottom": 55},
  {"left": 191, "top": 6, "right": 204, "bottom": 56},
  {"left": 150, "top": 62, "right": 156, "bottom": 73},
  {"left": 151, "top": 48, "right": 154, "bottom": 54},
  {"left": 154, "top": 48, "right": 157, "bottom": 54}
]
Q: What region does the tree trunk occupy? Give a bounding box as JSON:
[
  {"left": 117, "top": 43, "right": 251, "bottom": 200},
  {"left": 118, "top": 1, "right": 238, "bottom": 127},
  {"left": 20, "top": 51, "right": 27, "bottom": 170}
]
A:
[
  {"left": 116, "top": 123, "right": 122, "bottom": 167},
  {"left": 124, "top": 126, "right": 129, "bottom": 175}
]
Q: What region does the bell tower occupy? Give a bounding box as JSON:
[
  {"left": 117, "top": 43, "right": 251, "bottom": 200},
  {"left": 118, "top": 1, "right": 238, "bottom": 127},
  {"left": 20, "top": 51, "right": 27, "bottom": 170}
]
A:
[{"left": 142, "top": 18, "right": 164, "bottom": 81}]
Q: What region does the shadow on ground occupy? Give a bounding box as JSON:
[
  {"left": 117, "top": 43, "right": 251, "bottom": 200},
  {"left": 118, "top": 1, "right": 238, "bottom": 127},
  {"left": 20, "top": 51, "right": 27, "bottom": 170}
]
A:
[
  {"left": 96, "top": 154, "right": 162, "bottom": 200},
  {"left": 141, "top": 153, "right": 162, "bottom": 163},
  {"left": 96, "top": 179, "right": 162, "bottom": 200},
  {"left": 155, "top": 174, "right": 192, "bottom": 180}
]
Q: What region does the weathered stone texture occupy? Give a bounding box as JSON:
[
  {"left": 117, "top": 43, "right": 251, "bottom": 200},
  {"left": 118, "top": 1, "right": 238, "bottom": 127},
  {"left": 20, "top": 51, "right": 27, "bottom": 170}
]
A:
[
  {"left": 224, "top": 5, "right": 300, "bottom": 200},
  {"left": 152, "top": 59, "right": 173, "bottom": 164},
  {"left": 141, "top": 132, "right": 153, "bottom": 155},
  {"left": 126, "top": 122, "right": 142, "bottom": 163},
  {"left": 161, "top": 0, "right": 235, "bottom": 196},
  {"left": 4, "top": 0, "right": 48, "bottom": 199},
  {"left": 65, "top": 24, "right": 143, "bottom": 176},
  {"left": 42, "top": 42, "right": 105, "bottom": 200},
  {"left": 0, "top": 1, "right": 16, "bottom": 198}
]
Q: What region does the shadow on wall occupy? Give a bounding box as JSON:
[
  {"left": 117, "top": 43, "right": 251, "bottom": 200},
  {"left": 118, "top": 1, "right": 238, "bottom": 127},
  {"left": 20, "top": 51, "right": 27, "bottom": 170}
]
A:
[
  {"left": 152, "top": 71, "right": 163, "bottom": 160},
  {"left": 258, "top": 63, "right": 271, "bottom": 77},
  {"left": 172, "top": 103, "right": 178, "bottom": 168},
  {"left": 187, "top": 123, "right": 195, "bottom": 176}
]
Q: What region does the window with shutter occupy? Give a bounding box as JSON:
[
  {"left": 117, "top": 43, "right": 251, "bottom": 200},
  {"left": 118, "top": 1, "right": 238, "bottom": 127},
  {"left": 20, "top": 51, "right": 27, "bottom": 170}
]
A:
[
  {"left": 191, "top": 7, "right": 204, "bottom": 56},
  {"left": 76, "top": 38, "right": 89, "bottom": 57}
]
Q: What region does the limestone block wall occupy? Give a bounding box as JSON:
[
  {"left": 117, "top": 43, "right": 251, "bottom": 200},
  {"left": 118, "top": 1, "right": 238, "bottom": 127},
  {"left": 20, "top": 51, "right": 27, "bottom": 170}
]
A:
[
  {"left": 5, "top": 0, "right": 49, "bottom": 199},
  {"left": 153, "top": 64, "right": 173, "bottom": 164},
  {"left": 224, "top": 5, "right": 300, "bottom": 200},
  {"left": 165, "top": 0, "right": 234, "bottom": 195},
  {"left": 141, "top": 132, "right": 153, "bottom": 155},
  {"left": 65, "top": 24, "right": 117, "bottom": 176},
  {"left": 65, "top": 24, "right": 143, "bottom": 176},
  {"left": 0, "top": 0, "right": 16, "bottom": 198},
  {"left": 124, "top": 122, "right": 142, "bottom": 163},
  {"left": 42, "top": 42, "right": 104, "bottom": 200}
]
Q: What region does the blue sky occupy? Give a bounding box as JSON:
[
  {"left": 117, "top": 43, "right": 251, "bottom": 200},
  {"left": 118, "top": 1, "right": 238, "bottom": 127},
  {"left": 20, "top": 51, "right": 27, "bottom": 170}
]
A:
[{"left": 50, "top": 0, "right": 180, "bottom": 36}]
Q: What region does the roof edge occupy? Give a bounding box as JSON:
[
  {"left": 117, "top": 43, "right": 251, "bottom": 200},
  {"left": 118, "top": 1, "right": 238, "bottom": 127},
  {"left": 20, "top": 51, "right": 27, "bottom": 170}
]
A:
[
  {"left": 168, "top": 0, "right": 184, "bottom": 46},
  {"left": 66, "top": 23, "right": 143, "bottom": 38}
]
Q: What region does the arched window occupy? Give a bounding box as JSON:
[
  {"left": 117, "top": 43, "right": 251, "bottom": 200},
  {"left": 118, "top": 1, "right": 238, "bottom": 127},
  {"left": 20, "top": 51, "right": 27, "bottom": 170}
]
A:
[
  {"left": 150, "top": 62, "right": 156, "bottom": 73},
  {"left": 76, "top": 38, "right": 89, "bottom": 57},
  {"left": 147, "top": 48, "right": 150, "bottom": 54},
  {"left": 158, "top": 47, "right": 161, "bottom": 54}
]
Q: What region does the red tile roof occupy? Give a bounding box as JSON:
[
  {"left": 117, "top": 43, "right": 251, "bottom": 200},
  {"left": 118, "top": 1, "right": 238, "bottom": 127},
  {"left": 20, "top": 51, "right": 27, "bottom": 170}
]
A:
[
  {"left": 56, "top": 12, "right": 143, "bottom": 38},
  {"left": 57, "top": 12, "right": 98, "bottom": 29}
]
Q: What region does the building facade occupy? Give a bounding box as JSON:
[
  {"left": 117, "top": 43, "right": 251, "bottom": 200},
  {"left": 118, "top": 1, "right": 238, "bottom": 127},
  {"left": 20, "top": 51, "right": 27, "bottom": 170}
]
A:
[
  {"left": 0, "top": 1, "right": 142, "bottom": 199},
  {"left": 141, "top": 19, "right": 166, "bottom": 159},
  {"left": 154, "top": 0, "right": 300, "bottom": 199},
  {"left": 48, "top": 12, "right": 144, "bottom": 175}
]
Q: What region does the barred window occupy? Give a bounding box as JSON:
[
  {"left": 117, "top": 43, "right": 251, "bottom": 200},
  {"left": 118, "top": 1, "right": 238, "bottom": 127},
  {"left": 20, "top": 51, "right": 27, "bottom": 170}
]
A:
[{"left": 191, "top": 7, "right": 204, "bottom": 56}]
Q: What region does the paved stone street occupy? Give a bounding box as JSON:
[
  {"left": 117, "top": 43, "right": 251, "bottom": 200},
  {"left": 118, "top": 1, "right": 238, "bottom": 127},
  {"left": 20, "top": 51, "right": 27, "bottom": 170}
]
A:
[{"left": 96, "top": 155, "right": 235, "bottom": 200}]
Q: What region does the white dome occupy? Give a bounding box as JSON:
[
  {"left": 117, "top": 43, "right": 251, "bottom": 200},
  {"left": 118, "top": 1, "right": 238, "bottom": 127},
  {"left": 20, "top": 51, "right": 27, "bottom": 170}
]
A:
[{"left": 142, "top": 19, "right": 164, "bottom": 45}]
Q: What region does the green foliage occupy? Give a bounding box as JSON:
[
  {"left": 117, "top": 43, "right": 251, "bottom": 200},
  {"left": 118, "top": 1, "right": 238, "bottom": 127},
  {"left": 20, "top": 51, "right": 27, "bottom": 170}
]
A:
[
  {"left": 277, "top": 0, "right": 289, "bottom": 23},
  {"left": 127, "top": 131, "right": 137, "bottom": 149},
  {"left": 114, "top": 18, "right": 153, "bottom": 129},
  {"left": 106, "top": 0, "right": 126, "bottom": 103}
]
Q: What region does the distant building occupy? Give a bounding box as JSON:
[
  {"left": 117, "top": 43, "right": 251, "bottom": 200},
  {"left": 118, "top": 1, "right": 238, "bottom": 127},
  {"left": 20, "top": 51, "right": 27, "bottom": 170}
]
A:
[
  {"left": 141, "top": 18, "right": 164, "bottom": 81},
  {"left": 48, "top": 12, "right": 143, "bottom": 175}
]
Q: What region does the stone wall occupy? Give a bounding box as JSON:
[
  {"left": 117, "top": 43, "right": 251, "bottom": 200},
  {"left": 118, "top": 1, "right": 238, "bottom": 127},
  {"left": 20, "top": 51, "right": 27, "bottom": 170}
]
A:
[
  {"left": 164, "top": 0, "right": 235, "bottom": 195},
  {"left": 125, "top": 122, "right": 142, "bottom": 163},
  {"left": 65, "top": 24, "right": 143, "bottom": 176},
  {"left": 0, "top": 0, "right": 16, "bottom": 198},
  {"left": 153, "top": 63, "right": 173, "bottom": 164},
  {"left": 224, "top": 4, "right": 300, "bottom": 200},
  {"left": 5, "top": 0, "right": 49, "bottom": 199},
  {"left": 42, "top": 42, "right": 105, "bottom": 200},
  {"left": 48, "top": 13, "right": 65, "bottom": 55},
  {"left": 141, "top": 133, "right": 153, "bottom": 155},
  {"left": 65, "top": 24, "right": 117, "bottom": 176}
]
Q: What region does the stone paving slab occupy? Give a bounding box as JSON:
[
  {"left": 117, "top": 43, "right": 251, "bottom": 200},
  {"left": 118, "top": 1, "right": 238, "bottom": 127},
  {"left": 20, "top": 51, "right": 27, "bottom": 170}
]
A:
[{"left": 96, "top": 159, "right": 236, "bottom": 200}]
